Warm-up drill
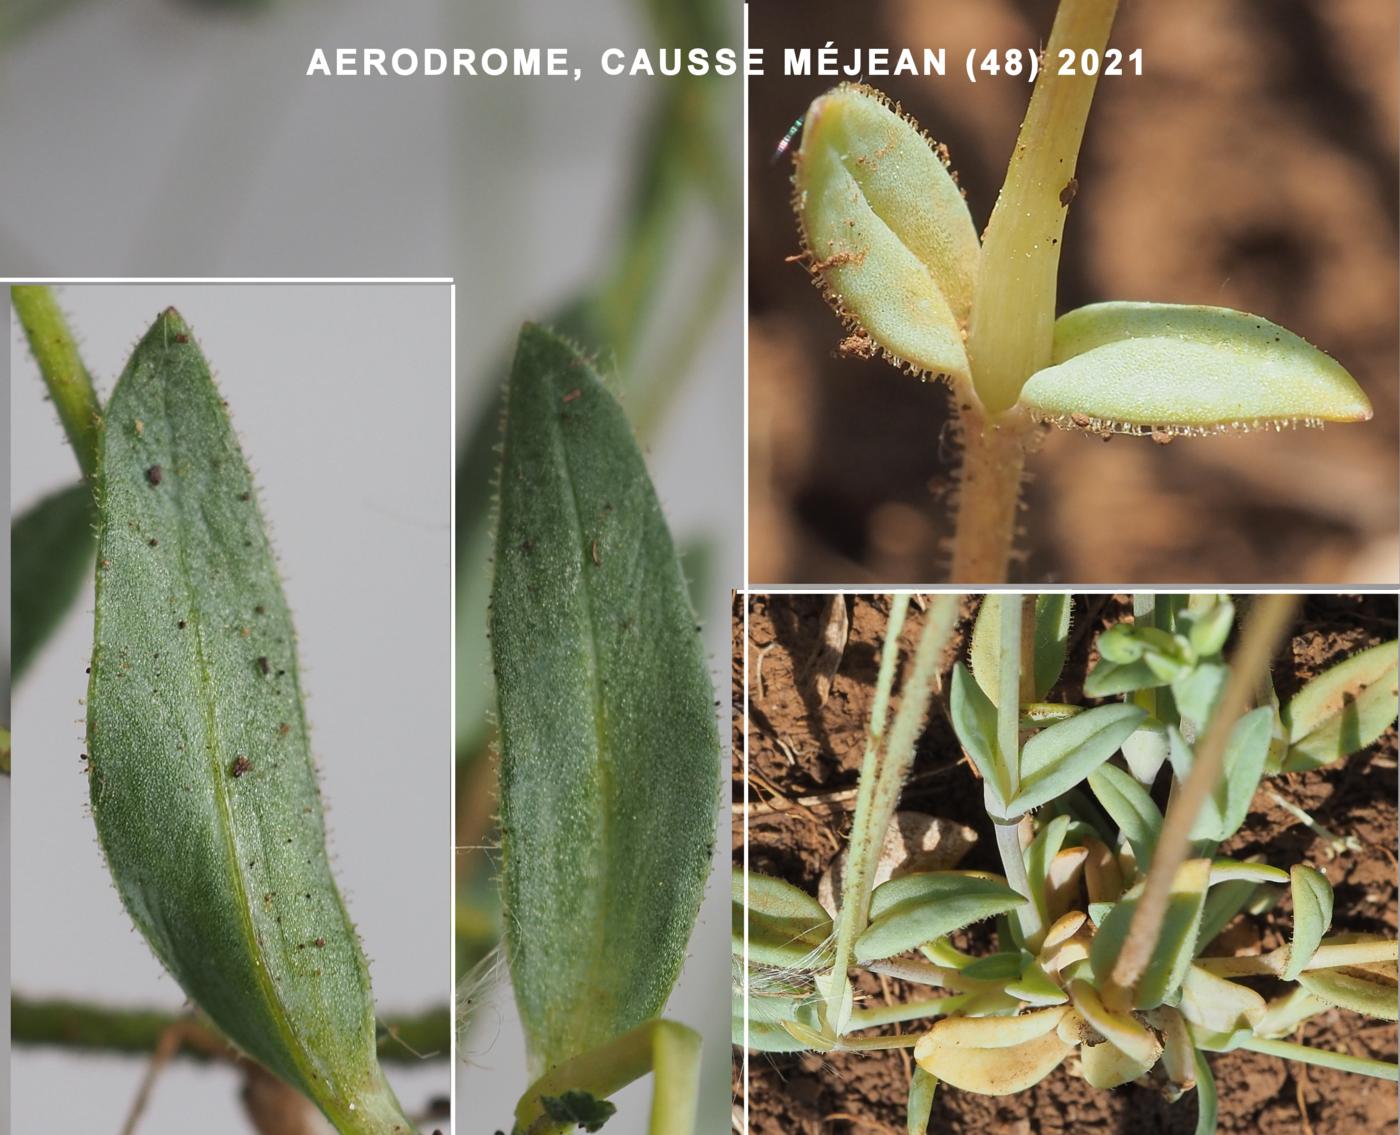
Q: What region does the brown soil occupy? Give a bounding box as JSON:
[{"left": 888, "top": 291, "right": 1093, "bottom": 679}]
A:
[
  {"left": 734, "top": 594, "right": 1399, "bottom": 1134},
  {"left": 748, "top": 0, "right": 1399, "bottom": 585}
]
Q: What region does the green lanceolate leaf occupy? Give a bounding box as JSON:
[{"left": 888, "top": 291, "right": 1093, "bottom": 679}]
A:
[
  {"left": 1282, "top": 866, "right": 1334, "bottom": 982},
  {"left": 971, "top": 594, "right": 1072, "bottom": 705},
  {"left": 1020, "top": 302, "right": 1372, "bottom": 433},
  {"left": 1086, "top": 761, "right": 1163, "bottom": 866},
  {"left": 855, "top": 871, "right": 1024, "bottom": 963},
  {"left": 1280, "top": 640, "right": 1399, "bottom": 773},
  {"left": 13, "top": 480, "right": 94, "bottom": 682},
  {"left": 1007, "top": 703, "right": 1145, "bottom": 817},
  {"left": 735, "top": 871, "right": 834, "bottom": 969},
  {"left": 87, "top": 309, "right": 410, "bottom": 1134},
  {"left": 1190, "top": 707, "right": 1274, "bottom": 842},
  {"left": 1194, "top": 1047, "right": 1218, "bottom": 1135},
  {"left": 950, "top": 661, "right": 1010, "bottom": 810},
  {"left": 492, "top": 324, "right": 721, "bottom": 1074},
  {"left": 907, "top": 1066, "right": 937, "bottom": 1135},
  {"left": 793, "top": 83, "right": 978, "bottom": 381}
]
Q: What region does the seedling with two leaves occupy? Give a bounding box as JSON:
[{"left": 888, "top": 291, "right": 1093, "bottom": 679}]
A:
[
  {"left": 787, "top": 0, "right": 1373, "bottom": 581},
  {"left": 736, "top": 595, "right": 1398, "bottom": 1133}
]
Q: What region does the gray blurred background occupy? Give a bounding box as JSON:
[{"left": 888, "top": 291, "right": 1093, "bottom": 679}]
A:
[
  {"left": 10, "top": 283, "right": 452, "bottom": 1132},
  {"left": 2, "top": 0, "right": 743, "bottom": 1131}
]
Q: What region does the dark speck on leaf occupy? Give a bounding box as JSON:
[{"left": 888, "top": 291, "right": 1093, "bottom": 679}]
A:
[
  {"left": 239, "top": 491, "right": 251, "bottom": 501},
  {"left": 1059, "top": 178, "right": 1078, "bottom": 206},
  {"left": 174, "top": 333, "right": 189, "bottom": 344},
  {"left": 255, "top": 605, "right": 266, "bottom": 616},
  {"left": 257, "top": 656, "right": 270, "bottom": 676},
  {"left": 177, "top": 620, "right": 187, "bottom": 630},
  {"left": 146, "top": 465, "right": 163, "bottom": 487},
  {"left": 148, "top": 538, "right": 159, "bottom": 547},
  {"left": 230, "top": 755, "right": 252, "bottom": 778}
]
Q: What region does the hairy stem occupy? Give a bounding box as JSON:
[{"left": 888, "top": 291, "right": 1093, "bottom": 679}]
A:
[
  {"left": 1104, "top": 594, "right": 1298, "bottom": 1011},
  {"left": 824, "top": 598, "right": 959, "bottom": 1034},
  {"left": 11, "top": 285, "right": 101, "bottom": 481},
  {"left": 10, "top": 996, "right": 450, "bottom": 1064},
  {"left": 948, "top": 404, "right": 1034, "bottom": 583},
  {"left": 824, "top": 597, "right": 910, "bottom": 1029}
]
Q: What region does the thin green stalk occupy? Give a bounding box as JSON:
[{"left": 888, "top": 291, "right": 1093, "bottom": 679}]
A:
[
  {"left": 11, "top": 285, "right": 101, "bottom": 481},
  {"left": 968, "top": 0, "right": 1120, "bottom": 415},
  {"left": 989, "top": 596, "right": 1040, "bottom": 944},
  {"left": 513, "top": 1019, "right": 700, "bottom": 1135},
  {"left": 848, "top": 993, "right": 973, "bottom": 1031},
  {"left": 1104, "top": 594, "right": 1298, "bottom": 1012},
  {"left": 1233, "top": 1033, "right": 1399, "bottom": 1082},
  {"left": 995, "top": 595, "right": 1023, "bottom": 797},
  {"left": 822, "top": 596, "right": 958, "bottom": 1033}
]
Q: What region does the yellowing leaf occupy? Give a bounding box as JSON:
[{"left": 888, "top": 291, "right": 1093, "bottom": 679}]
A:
[
  {"left": 1179, "top": 964, "right": 1267, "bottom": 1034},
  {"left": 914, "top": 1008, "right": 1072, "bottom": 1096}
]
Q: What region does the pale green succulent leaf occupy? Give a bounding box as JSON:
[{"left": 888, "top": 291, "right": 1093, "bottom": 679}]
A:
[
  {"left": 856, "top": 871, "right": 1025, "bottom": 963},
  {"left": 950, "top": 662, "right": 1010, "bottom": 811},
  {"left": 734, "top": 871, "right": 835, "bottom": 969},
  {"left": 1008, "top": 703, "right": 1146, "bottom": 816},
  {"left": 1280, "top": 640, "right": 1399, "bottom": 773},
  {"left": 1086, "top": 761, "right": 1163, "bottom": 865},
  {"left": 1021, "top": 302, "right": 1372, "bottom": 431},
  {"left": 907, "top": 1066, "right": 938, "bottom": 1135},
  {"left": 1194, "top": 1047, "right": 1219, "bottom": 1135},
  {"left": 794, "top": 84, "right": 978, "bottom": 381},
  {"left": 971, "top": 594, "right": 1073, "bottom": 706},
  {"left": 1282, "top": 865, "right": 1334, "bottom": 982},
  {"left": 1190, "top": 708, "right": 1274, "bottom": 842},
  {"left": 1084, "top": 657, "right": 1169, "bottom": 698}
]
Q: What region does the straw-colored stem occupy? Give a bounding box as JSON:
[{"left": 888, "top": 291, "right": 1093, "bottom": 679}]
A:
[{"left": 967, "top": 0, "right": 1120, "bottom": 416}]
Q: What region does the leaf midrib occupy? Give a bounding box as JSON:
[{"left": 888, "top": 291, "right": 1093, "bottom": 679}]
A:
[
  {"left": 545, "top": 386, "right": 618, "bottom": 1054},
  {"left": 155, "top": 357, "right": 337, "bottom": 1109}
]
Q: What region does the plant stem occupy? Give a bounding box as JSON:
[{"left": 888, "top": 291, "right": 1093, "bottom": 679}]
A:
[
  {"left": 1234, "top": 1033, "right": 1399, "bottom": 1082},
  {"left": 10, "top": 996, "right": 450, "bottom": 1064},
  {"left": 823, "top": 597, "right": 958, "bottom": 1034},
  {"left": 988, "top": 596, "right": 1042, "bottom": 945},
  {"left": 948, "top": 404, "right": 1033, "bottom": 583},
  {"left": 822, "top": 597, "right": 908, "bottom": 1031},
  {"left": 995, "top": 595, "right": 1023, "bottom": 797},
  {"left": 11, "top": 285, "right": 101, "bottom": 481},
  {"left": 514, "top": 1018, "right": 700, "bottom": 1135},
  {"left": 1103, "top": 595, "right": 1298, "bottom": 1012},
  {"left": 1197, "top": 938, "right": 1399, "bottom": 977},
  {"left": 848, "top": 993, "right": 973, "bottom": 1030},
  {"left": 967, "top": 0, "right": 1120, "bottom": 416}
]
